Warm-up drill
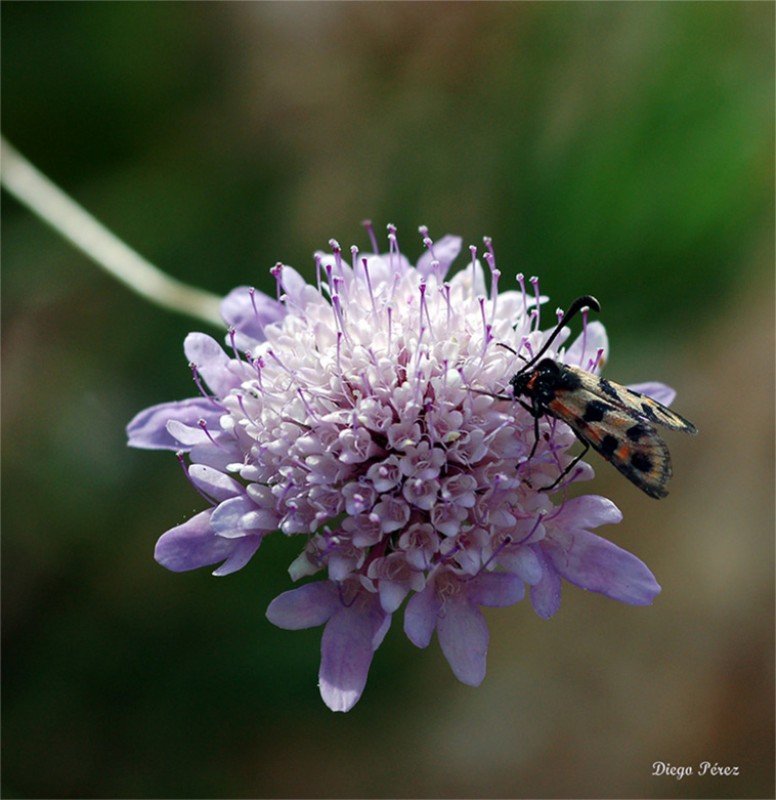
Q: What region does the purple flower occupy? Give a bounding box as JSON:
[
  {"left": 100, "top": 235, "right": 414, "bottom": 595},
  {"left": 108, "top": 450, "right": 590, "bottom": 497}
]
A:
[{"left": 127, "top": 224, "right": 666, "bottom": 711}]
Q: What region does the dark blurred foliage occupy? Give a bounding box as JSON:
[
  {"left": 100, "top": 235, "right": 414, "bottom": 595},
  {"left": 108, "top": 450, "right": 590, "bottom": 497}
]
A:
[{"left": 1, "top": 3, "right": 773, "bottom": 798}]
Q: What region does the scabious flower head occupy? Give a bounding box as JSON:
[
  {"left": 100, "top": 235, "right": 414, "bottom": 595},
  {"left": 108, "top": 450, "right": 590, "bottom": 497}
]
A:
[{"left": 127, "top": 223, "right": 663, "bottom": 711}]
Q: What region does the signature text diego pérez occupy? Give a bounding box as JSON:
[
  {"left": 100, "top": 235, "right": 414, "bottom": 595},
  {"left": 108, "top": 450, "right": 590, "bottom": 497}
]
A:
[{"left": 652, "top": 761, "right": 740, "bottom": 780}]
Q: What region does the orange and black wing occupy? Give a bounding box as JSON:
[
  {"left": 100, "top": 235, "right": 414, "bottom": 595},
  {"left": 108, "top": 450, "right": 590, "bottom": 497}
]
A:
[
  {"left": 545, "top": 372, "right": 688, "bottom": 498},
  {"left": 557, "top": 399, "right": 672, "bottom": 498},
  {"left": 594, "top": 375, "right": 698, "bottom": 435}
]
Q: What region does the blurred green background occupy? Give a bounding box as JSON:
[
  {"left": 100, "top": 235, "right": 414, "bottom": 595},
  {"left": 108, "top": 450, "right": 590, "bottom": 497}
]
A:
[{"left": 2, "top": 3, "right": 773, "bottom": 798}]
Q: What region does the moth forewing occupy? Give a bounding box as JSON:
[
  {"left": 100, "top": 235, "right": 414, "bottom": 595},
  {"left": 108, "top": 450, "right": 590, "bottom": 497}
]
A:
[
  {"left": 547, "top": 385, "right": 674, "bottom": 498},
  {"left": 563, "top": 368, "right": 696, "bottom": 433},
  {"left": 621, "top": 384, "right": 698, "bottom": 434}
]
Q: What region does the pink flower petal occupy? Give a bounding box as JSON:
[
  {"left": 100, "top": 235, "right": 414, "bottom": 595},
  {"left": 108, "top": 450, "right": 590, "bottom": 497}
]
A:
[
  {"left": 319, "top": 598, "right": 389, "bottom": 712},
  {"left": 543, "top": 528, "right": 661, "bottom": 606},
  {"left": 126, "top": 398, "right": 221, "bottom": 450},
  {"left": 266, "top": 582, "right": 340, "bottom": 630},
  {"left": 437, "top": 600, "right": 488, "bottom": 686},
  {"left": 529, "top": 549, "right": 562, "bottom": 619},
  {"left": 220, "top": 285, "right": 284, "bottom": 348},
  {"left": 403, "top": 583, "right": 440, "bottom": 649},
  {"left": 184, "top": 333, "right": 242, "bottom": 397},
  {"left": 212, "top": 536, "right": 262, "bottom": 576},
  {"left": 210, "top": 496, "right": 279, "bottom": 537},
  {"left": 550, "top": 495, "right": 623, "bottom": 530},
  {"left": 188, "top": 465, "right": 244, "bottom": 502},
  {"left": 155, "top": 510, "right": 234, "bottom": 572},
  {"left": 416, "top": 234, "right": 462, "bottom": 278},
  {"left": 468, "top": 572, "right": 525, "bottom": 607}
]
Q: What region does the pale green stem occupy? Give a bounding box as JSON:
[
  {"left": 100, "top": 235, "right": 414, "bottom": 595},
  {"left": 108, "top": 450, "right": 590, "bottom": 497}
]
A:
[{"left": 1, "top": 136, "right": 224, "bottom": 327}]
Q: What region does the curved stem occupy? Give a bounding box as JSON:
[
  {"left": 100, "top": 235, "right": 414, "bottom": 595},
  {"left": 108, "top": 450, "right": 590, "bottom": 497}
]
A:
[{"left": 1, "top": 136, "right": 224, "bottom": 327}]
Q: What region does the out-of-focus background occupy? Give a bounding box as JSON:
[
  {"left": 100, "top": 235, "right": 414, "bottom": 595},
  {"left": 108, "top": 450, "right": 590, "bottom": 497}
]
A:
[{"left": 2, "top": 3, "right": 773, "bottom": 798}]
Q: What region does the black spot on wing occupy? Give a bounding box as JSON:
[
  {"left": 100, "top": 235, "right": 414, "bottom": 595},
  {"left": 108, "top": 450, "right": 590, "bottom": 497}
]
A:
[
  {"left": 625, "top": 436, "right": 673, "bottom": 498},
  {"left": 620, "top": 387, "right": 697, "bottom": 434},
  {"left": 612, "top": 440, "right": 672, "bottom": 499},
  {"left": 600, "top": 434, "right": 618, "bottom": 457},
  {"left": 626, "top": 423, "right": 651, "bottom": 442},
  {"left": 579, "top": 422, "right": 673, "bottom": 499},
  {"left": 582, "top": 400, "right": 616, "bottom": 423},
  {"left": 598, "top": 378, "right": 621, "bottom": 400},
  {"left": 644, "top": 399, "right": 699, "bottom": 435},
  {"left": 630, "top": 452, "right": 653, "bottom": 472}
]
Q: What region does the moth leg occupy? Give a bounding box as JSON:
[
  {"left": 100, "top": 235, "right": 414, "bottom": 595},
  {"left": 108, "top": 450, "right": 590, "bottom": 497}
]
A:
[
  {"left": 470, "top": 388, "right": 514, "bottom": 401},
  {"left": 539, "top": 440, "right": 591, "bottom": 492},
  {"left": 524, "top": 401, "right": 543, "bottom": 461}
]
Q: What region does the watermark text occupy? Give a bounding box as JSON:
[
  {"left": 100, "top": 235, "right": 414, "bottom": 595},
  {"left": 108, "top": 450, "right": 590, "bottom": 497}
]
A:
[{"left": 652, "top": 761, "right": 740, "bottom": 780}]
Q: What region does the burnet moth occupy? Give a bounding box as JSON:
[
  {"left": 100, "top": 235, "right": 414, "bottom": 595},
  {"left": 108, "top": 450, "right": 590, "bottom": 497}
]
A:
[{"left": 496, "top": 296, "right": 697, "bottom": 499}]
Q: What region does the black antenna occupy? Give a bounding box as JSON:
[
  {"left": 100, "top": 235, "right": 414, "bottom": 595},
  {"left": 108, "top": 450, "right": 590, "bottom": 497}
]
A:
[{"left": 522, "top": 295, "right": 600, "bottom": 369}]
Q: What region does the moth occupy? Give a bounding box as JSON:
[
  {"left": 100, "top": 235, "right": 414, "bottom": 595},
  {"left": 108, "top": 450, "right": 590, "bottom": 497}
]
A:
[{"left": 500, "top": 296, "right": 697, "bottom": 499}]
